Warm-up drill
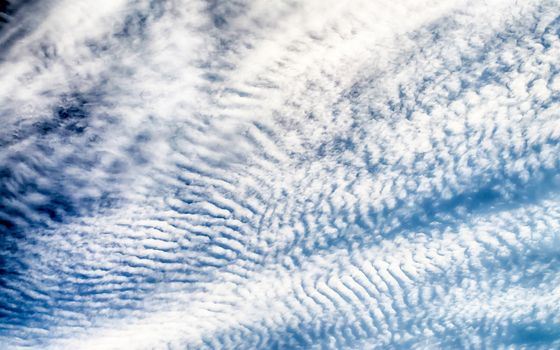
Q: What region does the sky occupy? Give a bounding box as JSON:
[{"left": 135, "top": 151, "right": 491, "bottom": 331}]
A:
[{"left": 0, "top": 0, "right": 560, "bottom": 349}]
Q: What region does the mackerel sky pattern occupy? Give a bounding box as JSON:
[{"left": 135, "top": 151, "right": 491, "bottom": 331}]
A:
[{"left": 1, "top": 0, "right": 560, "bottom": 349}]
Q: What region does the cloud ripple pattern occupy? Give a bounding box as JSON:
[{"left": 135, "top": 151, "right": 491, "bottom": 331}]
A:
[{"left": 0, "top": 0, "right": 560, "bottom": 349}]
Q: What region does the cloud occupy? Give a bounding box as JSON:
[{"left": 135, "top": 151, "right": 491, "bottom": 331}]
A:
[{"left": 1, "top": 0, "right": 559, "bottom": 349}]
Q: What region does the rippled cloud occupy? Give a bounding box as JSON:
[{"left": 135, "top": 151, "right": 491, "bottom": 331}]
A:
[{"left": 1, "top": 0, "right": 560, "bottom": 349}]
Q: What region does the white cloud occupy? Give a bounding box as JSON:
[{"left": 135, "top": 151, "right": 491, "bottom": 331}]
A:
[{"left": 1, "top": 0, "right": 560, "bottom": 349}]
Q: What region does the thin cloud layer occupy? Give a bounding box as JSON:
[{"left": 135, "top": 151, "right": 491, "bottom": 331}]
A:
[{"left": 0, "top": 0, "right": 559, "bottom": 349}]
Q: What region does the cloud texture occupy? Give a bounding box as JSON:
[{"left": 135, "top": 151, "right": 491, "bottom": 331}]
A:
[{"left": 1, "top": 0, "right": 560, "bottom": 349}]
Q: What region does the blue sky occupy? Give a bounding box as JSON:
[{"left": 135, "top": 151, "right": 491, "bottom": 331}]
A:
[{"left": 0, "top": 0, "right": 560, "bottom": 349}]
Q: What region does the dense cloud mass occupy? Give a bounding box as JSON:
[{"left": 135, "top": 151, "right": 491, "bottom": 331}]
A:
[{"left": 1, "top": 0, "right": 560, "bottom": 349}]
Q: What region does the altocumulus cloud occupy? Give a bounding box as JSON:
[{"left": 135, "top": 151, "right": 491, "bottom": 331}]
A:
[{"left": 1, "top": 0, "right": 560, "bottom": 349}]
